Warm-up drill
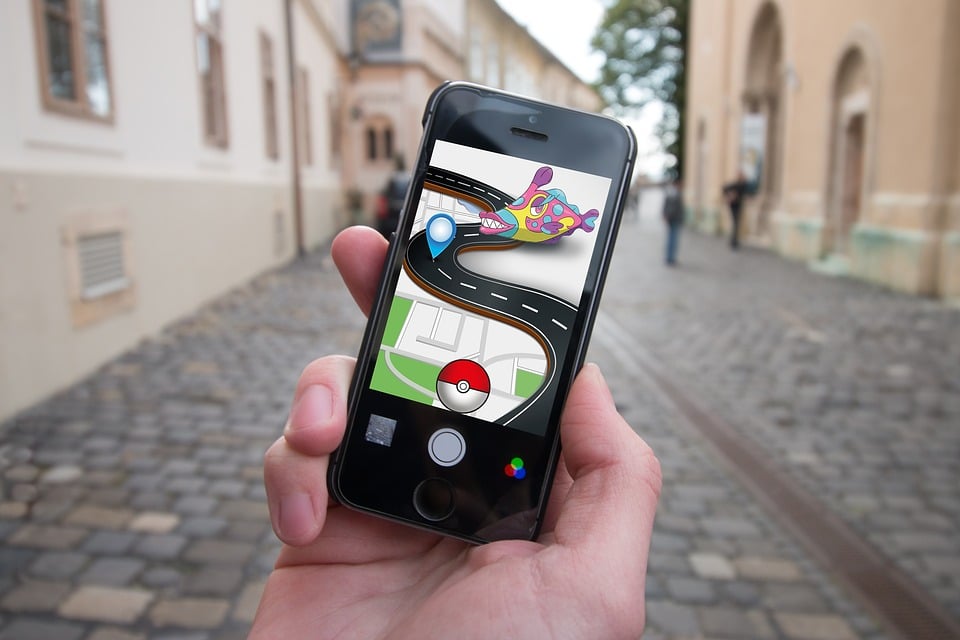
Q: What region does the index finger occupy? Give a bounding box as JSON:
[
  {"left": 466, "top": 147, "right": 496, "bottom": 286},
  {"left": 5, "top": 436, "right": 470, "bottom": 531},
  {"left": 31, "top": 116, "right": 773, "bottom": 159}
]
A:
[{"left": 331, "top": 226, "right": 389, "bottom": 316}]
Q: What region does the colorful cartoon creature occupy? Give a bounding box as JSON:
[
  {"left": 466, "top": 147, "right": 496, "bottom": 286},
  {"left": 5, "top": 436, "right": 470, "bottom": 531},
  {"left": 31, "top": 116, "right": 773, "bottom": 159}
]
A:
[{"left": 478, "top": 166, "right": 599, "bottom": 243}]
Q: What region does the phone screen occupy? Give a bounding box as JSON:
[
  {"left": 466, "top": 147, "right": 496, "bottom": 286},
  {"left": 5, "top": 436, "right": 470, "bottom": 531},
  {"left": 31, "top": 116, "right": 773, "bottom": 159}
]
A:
[
  {"left": 333, "top": 85, "right": 633, "bottom": 542},
  {"left": 370, "top": 141, "right": 611, "bottom": 434}
]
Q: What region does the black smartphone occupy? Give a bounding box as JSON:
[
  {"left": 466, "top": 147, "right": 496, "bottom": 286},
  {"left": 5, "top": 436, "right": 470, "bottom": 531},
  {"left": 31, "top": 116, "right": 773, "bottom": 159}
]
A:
[{"left": 329, "top": 83, "right": 636, "bottom": 543}]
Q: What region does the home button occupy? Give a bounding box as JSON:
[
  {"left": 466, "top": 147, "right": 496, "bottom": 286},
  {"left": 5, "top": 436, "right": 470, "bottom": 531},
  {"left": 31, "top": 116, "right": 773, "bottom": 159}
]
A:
[{"left": 413, "top": 477, "right": 455, "bottom": 522}]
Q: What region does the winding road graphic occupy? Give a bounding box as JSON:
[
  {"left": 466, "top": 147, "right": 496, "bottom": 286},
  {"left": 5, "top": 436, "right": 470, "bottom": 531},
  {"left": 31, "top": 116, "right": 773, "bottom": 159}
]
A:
[{"left": 402, "top": 167, "right": 579, "bottom": 430}]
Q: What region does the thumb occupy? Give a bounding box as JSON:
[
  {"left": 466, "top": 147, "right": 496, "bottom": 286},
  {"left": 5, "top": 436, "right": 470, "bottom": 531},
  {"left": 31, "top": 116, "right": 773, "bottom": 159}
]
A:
[{"left": 553, "top": 364, "right": 661, "bottom": 555}]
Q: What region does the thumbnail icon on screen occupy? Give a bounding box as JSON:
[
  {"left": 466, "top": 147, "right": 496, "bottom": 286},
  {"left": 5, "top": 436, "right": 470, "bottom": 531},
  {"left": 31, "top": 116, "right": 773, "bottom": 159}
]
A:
[{"left": 365, "top": 414, "right": 397, "bottom": 447}]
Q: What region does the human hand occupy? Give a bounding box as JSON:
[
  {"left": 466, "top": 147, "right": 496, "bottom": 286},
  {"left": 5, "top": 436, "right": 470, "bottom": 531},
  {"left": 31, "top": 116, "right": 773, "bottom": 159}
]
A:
[{"left": 252, "top": 226, "right": 662, "bottom": 639}]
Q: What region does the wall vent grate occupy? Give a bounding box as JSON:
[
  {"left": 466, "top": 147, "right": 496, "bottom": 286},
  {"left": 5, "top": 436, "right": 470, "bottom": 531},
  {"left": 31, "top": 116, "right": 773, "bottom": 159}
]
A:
[{"left": 78, "top": 231, "right": 128, "bottom": 299}]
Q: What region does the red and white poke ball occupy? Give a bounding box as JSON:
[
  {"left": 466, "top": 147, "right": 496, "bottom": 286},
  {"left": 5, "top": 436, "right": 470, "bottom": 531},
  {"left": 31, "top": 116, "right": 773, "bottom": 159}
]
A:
[{"left": 436, "top": 359, "right": 490, "bottom": 414}]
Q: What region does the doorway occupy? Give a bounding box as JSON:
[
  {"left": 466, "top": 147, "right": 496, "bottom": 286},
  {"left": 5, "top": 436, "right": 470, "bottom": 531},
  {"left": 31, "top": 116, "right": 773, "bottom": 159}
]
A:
[
  {"left": 742, "top": 2, "right": 784, "bottom": 240},
  {"left": 838, "top": 114, "right": 865, "bottom": 253},
  {"left": 825, "top": 46, "right": 870, "bottom": 256}
]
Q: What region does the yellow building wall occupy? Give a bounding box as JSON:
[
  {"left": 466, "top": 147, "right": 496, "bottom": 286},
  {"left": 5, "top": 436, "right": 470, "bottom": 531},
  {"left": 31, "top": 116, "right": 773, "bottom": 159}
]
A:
[
  {"left": 686, "top": 0, "right": 958, "bottom": 298},
  {"left": 686, "top": 0, "right": 732, "bottom": 232},
  {"left": 937, "top": 0, "right": 960, "bottom": 299}
]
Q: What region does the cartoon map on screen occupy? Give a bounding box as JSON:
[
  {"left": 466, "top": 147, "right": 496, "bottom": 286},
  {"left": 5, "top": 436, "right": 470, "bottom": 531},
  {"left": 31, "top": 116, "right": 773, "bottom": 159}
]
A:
[{"left": 369, "top": 141, "right": 612, "bottom": 434}]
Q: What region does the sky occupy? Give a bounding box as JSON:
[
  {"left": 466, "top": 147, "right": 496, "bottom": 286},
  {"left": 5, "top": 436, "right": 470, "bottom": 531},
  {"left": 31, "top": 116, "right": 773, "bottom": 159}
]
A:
[
  {"left": 495, "top": 0, "right": 607, "bottom": 83},
  {"left": 495, "top": 0, "right": 669, "bottom": 177}
]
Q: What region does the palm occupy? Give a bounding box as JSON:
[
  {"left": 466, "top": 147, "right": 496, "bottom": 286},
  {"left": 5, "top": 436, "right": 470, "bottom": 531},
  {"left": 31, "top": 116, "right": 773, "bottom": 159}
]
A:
[{"left": 256, "top": 506, "right": 560, "bottom": 638}]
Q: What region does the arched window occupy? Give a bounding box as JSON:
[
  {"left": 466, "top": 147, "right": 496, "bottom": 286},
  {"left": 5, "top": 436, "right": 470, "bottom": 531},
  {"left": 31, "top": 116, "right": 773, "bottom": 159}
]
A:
[
  {"left": 364, "top": 116, "right": 396, "bottom": 164},
  {"left": 366, "top": 127, "right": 378, "bottom": 162},
  {"left": 383, "top": 127, "right": 394, "bottom": 161}
]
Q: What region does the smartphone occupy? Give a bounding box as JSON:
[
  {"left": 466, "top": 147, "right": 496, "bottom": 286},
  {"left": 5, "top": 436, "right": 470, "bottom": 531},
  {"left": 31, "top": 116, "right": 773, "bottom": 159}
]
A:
[{"left": 329, "top": 83, "right": 636, "bottom": 543}]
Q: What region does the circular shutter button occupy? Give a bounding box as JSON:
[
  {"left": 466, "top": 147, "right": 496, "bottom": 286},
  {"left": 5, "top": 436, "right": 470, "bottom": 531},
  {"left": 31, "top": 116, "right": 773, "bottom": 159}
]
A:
[{"left": 428, "top": 428, "right": 465, "bottom": 467}]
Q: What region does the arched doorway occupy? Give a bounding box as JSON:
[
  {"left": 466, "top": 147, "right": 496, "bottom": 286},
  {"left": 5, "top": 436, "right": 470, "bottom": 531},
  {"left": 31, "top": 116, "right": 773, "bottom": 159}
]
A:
[
  {"left": 825, "top": 47, "right": 870, "bottom": 256},
  {"left": 741, "top": 2, "right": 784, "bottom": 240}
]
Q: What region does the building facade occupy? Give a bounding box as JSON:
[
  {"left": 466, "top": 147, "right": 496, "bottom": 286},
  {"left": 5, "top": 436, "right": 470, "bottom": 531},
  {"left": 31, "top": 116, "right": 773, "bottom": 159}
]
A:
[
  {"left": 340, "top": 0, "right": 600, "bottom": 206},
  {"left": 339, "top": 0, "right": 465, "bottom": 201},
  {"left": 464, "top": 0, "right": 601, "bottom": 112},
  {"left": 0, "top": 0, "right": 598, "bottom": 422},
  {"left": 685, "top": 0, "right": 960, "bottom": 299},
  {"left": 0, "top": 0, "right": 342, "bottom": 421}
]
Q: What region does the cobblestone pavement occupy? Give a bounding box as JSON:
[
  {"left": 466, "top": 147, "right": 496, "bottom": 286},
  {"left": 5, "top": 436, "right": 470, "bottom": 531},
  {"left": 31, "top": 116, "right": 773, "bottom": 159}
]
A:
[
  {"left": 0, "top": 191, "right": 955, "bottom": 638},
  {"left": 604, "top": 192, "right": 960, "bottom": 629},
  {"left": 590, "top": 327, "right": 887, "bottom": 640},
  {"left": 0, "top": 255, "right": 360, "bottom": 639}
]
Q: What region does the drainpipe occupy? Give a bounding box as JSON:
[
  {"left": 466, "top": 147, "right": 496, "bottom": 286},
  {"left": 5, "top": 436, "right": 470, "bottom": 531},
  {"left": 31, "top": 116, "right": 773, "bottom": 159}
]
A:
[{"left": 285, "top": 0, "right": 305, "bottom": 257}]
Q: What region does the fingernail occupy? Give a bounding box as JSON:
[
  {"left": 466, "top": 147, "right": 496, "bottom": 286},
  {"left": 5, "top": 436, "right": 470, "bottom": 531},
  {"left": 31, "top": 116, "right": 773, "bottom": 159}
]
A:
[
  {"left": 287, "top": 384, "right": 333, "bottom": 432},
  {"left": 583, "top": 362, "right": 614, "bottom": 401},
  {"left": 278, "top": 492, "right": 316, "bottom": 541},
  {"left": 583, "top": 362, "right": 604, "bottom": 380}
]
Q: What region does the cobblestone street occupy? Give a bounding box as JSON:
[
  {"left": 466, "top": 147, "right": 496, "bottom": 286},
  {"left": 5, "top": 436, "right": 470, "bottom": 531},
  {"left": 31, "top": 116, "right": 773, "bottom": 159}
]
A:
[
  {"left": 1, "top": 192, "right": 958, "bottom": 639},
  {"left": 603, "top": 191, "right": 960, "bottom": 636}
]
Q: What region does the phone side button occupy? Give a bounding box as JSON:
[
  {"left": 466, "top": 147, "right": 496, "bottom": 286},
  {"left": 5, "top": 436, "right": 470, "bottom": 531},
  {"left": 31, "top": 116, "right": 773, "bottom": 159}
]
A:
[{"left": 413, "top": 477, "right": 455, "bottom": 522}]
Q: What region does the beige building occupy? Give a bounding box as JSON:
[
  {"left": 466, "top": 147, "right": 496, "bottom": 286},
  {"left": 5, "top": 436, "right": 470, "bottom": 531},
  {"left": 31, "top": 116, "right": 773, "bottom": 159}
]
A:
[
  {"left": 685, "top": 0, "right": 960, "bottom": 299},
  {"left": 0, "top": 0, "right": 342, "bottom": 421},
  {"left": 339, "top": 0, "right": 465, "bottom": 201},
  {"left": 0, "top": 0, "right": 598, "bottom": 422},
  {"left": 342, "top": 0, "right": 601, "bottom": 206},
  {"left": 464, "top": 0, "right": 601, "bottom": 113}
]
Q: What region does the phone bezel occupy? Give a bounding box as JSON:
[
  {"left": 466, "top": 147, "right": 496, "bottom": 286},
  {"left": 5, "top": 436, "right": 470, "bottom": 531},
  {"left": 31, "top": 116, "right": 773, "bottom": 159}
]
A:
[{"left": 329, "top": 82, "right": 636, "bottom": 543}]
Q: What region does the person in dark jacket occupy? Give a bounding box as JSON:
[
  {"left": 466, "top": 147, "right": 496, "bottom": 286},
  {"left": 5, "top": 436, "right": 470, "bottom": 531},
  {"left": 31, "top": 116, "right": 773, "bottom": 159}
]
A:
[
  {"left": 723, "top": 172, "right": 750, "bottom": 249},
  {"left": 662, "top": 178, "right": 684, "bottom": 265}
]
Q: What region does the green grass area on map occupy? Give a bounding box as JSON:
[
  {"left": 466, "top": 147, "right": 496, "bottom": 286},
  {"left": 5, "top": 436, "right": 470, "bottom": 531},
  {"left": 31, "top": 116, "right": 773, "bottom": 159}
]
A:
[
  {"left": 381, "top": 296, "right": 413, "bottom": 347},
  {"left": 370, "top": 350, "right": 439, "bottom": 406},
  {"left": 514, "top": 369, "right": 544, "bottom": 398}
]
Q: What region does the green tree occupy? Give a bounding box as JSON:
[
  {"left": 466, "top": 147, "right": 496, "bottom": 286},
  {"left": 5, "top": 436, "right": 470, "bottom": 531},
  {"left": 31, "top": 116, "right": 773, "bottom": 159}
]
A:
[{"left": 592, "top": 0, "right": 688, "bottom": 178}]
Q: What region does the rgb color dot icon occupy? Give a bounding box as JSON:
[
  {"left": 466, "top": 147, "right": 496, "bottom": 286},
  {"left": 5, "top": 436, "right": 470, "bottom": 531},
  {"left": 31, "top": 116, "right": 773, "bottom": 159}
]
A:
[{"left": 504, "top": 457, "right": 526, "bottom": 480}]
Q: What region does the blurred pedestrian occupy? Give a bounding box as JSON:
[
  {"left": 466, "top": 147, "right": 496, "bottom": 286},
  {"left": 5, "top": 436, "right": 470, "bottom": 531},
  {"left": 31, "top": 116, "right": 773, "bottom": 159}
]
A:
[
  {"left": 723, "top": 171, "right": 749, "bottom": 250},
  {"left": 662, "top": 177, "right": 684, "bottom": 265}
]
